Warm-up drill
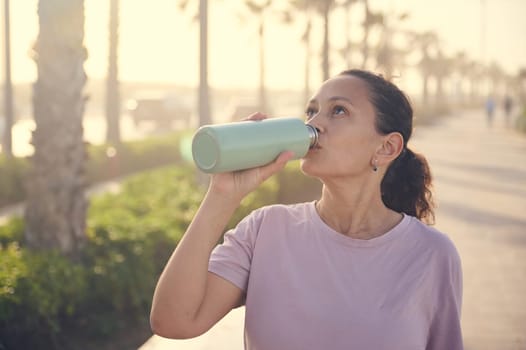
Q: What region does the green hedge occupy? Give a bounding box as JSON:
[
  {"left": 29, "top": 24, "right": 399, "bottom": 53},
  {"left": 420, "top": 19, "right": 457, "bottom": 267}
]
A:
[
  {"left": 0, "top": 166, "right": 199, "bottom": 349},
  {"left": 0, "top": 131, "right": 188, "bottom": 208},
  {"left": 0, "top": 157, "right": 29, "bottom": 208},
  {"left": 0, "top": 161, "right": 321, "bottom": 349},
  {"left": 515, "top": 107, "right": 526, "bottom": 133}
]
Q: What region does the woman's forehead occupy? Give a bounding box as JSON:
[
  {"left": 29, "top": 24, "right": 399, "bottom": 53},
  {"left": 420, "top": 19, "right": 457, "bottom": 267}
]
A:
[{"left": 312, "top": 75, "right": 371, "bottom": 102}]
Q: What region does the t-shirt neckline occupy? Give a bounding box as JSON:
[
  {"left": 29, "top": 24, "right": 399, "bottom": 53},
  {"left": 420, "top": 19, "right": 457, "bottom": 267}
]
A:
[{"left": 308, "top": 201, "right": 411, "bottom": 248}]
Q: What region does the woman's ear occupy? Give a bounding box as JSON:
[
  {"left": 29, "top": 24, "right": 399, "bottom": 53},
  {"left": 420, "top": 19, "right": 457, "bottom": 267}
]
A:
[{"left": 376, "top": 132, "right": 404, "bottom": 165}]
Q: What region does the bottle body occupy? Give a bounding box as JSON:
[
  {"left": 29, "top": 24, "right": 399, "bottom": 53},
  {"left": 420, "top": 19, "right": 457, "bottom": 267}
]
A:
[{"left": 192, "top": 117, "right": 317, "bottom": 173}]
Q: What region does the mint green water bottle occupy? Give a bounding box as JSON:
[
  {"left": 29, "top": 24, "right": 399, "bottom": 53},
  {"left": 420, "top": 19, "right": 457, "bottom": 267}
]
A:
[{"left": 191, "top": 117, "right": 318, "bottom": 173}]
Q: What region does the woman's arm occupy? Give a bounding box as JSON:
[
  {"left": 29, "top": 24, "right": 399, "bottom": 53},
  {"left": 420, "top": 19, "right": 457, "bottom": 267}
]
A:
[
  {"left": 150, "top": 148, "right": 293, "bottom": 339},
  {"left": 427, "top": 245, "right": 463, "bottom": 349}
]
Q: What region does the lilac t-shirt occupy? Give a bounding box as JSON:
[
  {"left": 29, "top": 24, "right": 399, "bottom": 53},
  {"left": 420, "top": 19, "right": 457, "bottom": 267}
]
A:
[{"left": 209, "top": 202, "right": 463, "bottom": 350}]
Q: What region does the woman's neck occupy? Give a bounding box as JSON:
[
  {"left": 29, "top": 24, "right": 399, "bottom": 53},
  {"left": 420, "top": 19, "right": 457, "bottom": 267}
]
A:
[{"left": 316, "top": 183, "right": 402, "bottom": 240}]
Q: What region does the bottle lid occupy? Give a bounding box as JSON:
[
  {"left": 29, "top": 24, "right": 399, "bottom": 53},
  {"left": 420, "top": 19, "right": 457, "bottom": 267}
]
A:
[{"left": 306, "top": 124, "right": 319, "bottom": 148}]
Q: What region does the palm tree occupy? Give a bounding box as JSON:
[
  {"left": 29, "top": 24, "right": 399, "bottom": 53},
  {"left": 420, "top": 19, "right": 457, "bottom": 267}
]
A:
[
  {"left": 374, "top": 11, "right": 408, "bottom": 80},
  {"left": 179, "top": 0, "right": 211, "bottom": 126},
  {"left": 198, "top": 0, "right": 211, "bottom": 126},
  {"left": 25, "top": 0, "right": 88, "bottom": 256},
  {"left": 517, "top": 68, "right": 526, "bottom": 108},
  {"left": 340, "top": 0, "right": 359, "bottom": 68},
  {"left": 486, "top": 61, "right": 505, "bottom": 96},
  {"left": 282, "top": 0, "right": 313, "bottom": 105},
  {"left": 466, "top": 61, "right": 484, "bottom": 104},
  {"left": 410, "top": 31, "right": 438, "bottom": 105},
  {"left": 451, "top": 51, "right": 469, "bottom": 106},
  {"left": 432, "top": 49, "right": 451, "bottom": 106},
  {"left": 301, "top": 7, "right": 313, "bottom": 104},
  {"left": 241, "top": 0, "right": 273, "bottom": 113},
  {"left": 360, "top": 0, "right": 382, "bottom": 69},
  {"left": 289, "top": 0, "right": 337, "bottom": 82},
  {"left": 315, "top": 0, "right": 336, "bottom": 81},
  {"left": 105, "top": 0, "right": 120, "bottom": 144},
  {"left": 2, "top": 0, "right": 13, "bottom": 157}
]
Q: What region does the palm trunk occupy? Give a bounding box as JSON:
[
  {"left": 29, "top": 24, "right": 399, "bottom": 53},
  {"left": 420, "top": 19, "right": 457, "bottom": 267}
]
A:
[
  {"left": 321, "top": 3, "right": 330, "bottom": 81},
  {"left": 25, "top": 0, "right": 88, "bottom": 256},
  {"left": 344, "top": 1, "right": 351, "bottom": 68},
  {"left": 106, "top": 0, "right": 120, "bottom": 144},
  {"left": 436, "top": 76, "right": 444, "bottom": 104},
  {"left": 303, "top": 17, "right": 311, "bottom": 106},
  {"left": 420, "top": 51, "right": 430, "bottom": 105},
  {"left": 258, "top": 18, "right": 267, "bottom": 112},
  {"left": 198, "top": 0, "right": 211, "bottom": 126},
  {"left": 2, "top": 0, "right": 13, "bottom": 157},
  {"left": 422, "top": 74, "right": 429, "bottom": 105},
  {"left": 361, "top": 0, "right": 370, "bottom": 69}
]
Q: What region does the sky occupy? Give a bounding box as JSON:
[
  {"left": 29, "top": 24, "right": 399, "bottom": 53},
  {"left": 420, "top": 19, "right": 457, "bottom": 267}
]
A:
[{"left": 1, "top": 0, "right": 525, "bottom": 91}]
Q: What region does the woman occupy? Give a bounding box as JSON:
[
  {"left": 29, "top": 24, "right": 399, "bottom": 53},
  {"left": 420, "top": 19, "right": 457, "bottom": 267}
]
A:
[{"left": 150, "top": 69, "right": 463, "bottom": 349}]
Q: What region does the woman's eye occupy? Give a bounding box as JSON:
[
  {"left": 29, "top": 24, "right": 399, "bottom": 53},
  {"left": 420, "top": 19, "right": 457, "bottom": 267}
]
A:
[
  {"left": 305, "top": 108, "right": 317, "bottom": 120},
  {"left": 333, "top": 106, "right": 346, "bottom": 116}
]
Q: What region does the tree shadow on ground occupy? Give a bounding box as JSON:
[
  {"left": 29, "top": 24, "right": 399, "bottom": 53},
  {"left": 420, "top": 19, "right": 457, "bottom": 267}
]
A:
[
  {"left": 437, "top": 200, "right": 526, "bottom": 246},
  {"left": 432, "top": 159, "right": 526, "bottom": 184},
  {"left": 434, "top": 173, "right": 526, "bottom": 199}
]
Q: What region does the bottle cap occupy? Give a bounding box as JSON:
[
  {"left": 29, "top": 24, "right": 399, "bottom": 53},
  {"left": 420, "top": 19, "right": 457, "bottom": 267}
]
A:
[{"left": 306, "top": 124, "right": 319, "bottom": 148}]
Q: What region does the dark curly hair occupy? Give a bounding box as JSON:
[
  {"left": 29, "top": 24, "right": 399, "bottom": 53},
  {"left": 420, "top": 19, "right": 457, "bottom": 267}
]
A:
[{"left": 340, "top": 69, "right": 435, "bottom": 224}]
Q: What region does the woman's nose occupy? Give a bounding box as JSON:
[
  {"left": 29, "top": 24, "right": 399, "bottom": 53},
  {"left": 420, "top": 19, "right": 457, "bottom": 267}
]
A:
[{"left": 306, "top": 115, "right": 323, "bottom": 133}]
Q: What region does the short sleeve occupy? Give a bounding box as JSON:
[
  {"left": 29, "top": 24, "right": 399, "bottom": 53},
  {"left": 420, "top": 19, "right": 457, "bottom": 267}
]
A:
[
  {"left": 427, "top": 243, "right": 464, "bottom": 350},
  {"left": 208, "top": 209, "right": 262, "bottom": 292}
]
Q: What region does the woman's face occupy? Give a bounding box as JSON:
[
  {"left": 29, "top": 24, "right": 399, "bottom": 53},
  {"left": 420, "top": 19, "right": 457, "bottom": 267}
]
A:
[{"left": 300, "top": 74, "right": 385, "bottom": 179}]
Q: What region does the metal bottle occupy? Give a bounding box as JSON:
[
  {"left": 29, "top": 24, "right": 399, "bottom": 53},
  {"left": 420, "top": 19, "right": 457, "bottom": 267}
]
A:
[{"left": 191, "top": 117, "right": 319, "bottom": 173}]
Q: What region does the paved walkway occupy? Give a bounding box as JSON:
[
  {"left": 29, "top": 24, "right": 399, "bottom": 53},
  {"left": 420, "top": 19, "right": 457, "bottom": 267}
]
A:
[
  {"left": 412, "top": 109, "right": 526, "bottom": 350},
  {"left": 140, "top": 108, "right": 526, "bottom": 350}
]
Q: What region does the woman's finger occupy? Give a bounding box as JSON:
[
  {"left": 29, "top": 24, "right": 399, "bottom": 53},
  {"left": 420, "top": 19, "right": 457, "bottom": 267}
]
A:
[
  {"left": 256, "top": 151, "right": 295, "bottom": 183},
  {"left": 242, "top": 112, "right": 267, "bottom": 122}
]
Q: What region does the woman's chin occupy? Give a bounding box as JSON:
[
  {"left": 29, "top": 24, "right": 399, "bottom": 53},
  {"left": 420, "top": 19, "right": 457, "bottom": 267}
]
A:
[{"left": 300, "top": 159, "right": 321, "bottom": 177}]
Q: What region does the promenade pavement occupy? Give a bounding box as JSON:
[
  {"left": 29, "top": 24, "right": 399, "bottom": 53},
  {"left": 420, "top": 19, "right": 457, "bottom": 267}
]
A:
[
  {"left": 140, "top": 108, "right": 526, "bottom": 350},
  {"left": 412, "top": 109, "right": 526, "bottom": 350}
]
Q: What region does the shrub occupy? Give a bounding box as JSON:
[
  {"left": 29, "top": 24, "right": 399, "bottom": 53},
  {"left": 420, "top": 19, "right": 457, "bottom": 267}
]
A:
[
  {"left": 0, "top": 165, "right": 202, "bottom": 349},
  {"left": 85, "top": 132, "right": 187, "bottom": 185},
  {"left": 0, "top": 217, "right": 24, "bottom": 245},
  {"left": 515, "top": 107, "right": 526, "bottom": 133},
  {"left": 0, "top": 242, "right": 87, "bottom": 349},
  {"left": 0, "top": 157, "right": 29, "bottom": 207},
  {"left": 0, "top": 131, "right": 187, "bottom": 208},
  {"left": 0, "top": 162, "right": 317, "bottom": 349}
]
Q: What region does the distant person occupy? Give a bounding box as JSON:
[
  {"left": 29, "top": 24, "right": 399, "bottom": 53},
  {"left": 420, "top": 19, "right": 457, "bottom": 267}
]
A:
[
  {"left": 150, "top": 69, "right": 464, "bottom": 349},
  {"left": 503, "top": 95, "right": 513, "bottom": 127},
  {"left": 485, "top": 95, "right": 496, "bottom": 127}
]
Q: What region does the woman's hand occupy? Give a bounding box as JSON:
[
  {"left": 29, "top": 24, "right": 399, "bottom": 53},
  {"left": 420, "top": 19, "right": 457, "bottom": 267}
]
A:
[
  {"left": 209, "top": 151, "right": 293, "bottom": 201},
  {"left": 207, "top": 112, "right": 294, "bottom": 203}
]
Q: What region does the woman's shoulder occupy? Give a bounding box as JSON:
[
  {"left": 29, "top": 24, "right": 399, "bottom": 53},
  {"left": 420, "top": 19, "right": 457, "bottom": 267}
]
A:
[
  {"left": 230, "top": 202, "right": 314, "bottom": 238},
  {"left": 405, "top": 215, "right": 461, "bottom": 263}
]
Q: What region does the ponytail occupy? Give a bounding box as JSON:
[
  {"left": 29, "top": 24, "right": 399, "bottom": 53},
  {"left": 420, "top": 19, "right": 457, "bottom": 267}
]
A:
[
  {"left": 381, "top": 148, "right": 435, "bottom": 224},
  {"left": 338, "top": 69, "right": 436, "bottom": 224}
]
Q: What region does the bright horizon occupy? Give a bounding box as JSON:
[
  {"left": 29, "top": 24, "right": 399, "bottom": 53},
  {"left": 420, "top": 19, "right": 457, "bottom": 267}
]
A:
[{"left": 2, "top": 0, "right": 526, "bottom": 92}]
